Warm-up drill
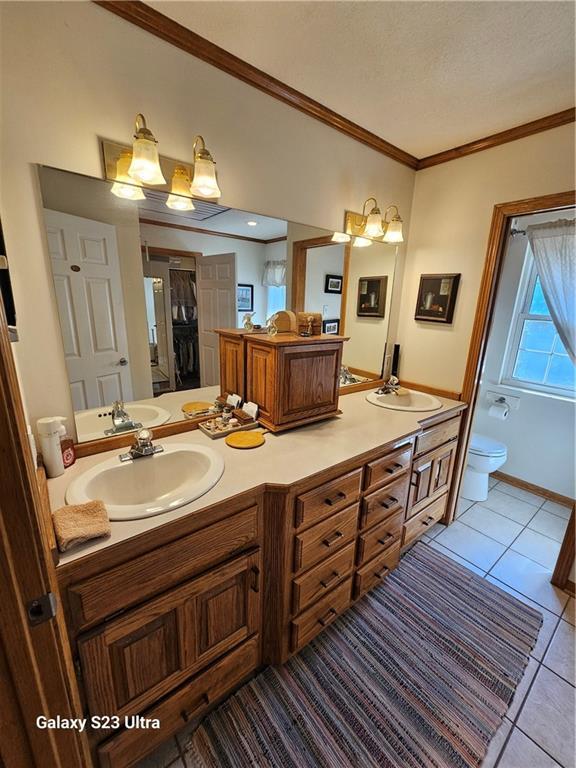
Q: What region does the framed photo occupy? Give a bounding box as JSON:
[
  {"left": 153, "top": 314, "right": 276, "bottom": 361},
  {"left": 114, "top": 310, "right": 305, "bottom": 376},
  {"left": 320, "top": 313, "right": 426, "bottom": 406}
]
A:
[
  {"left": 415, "top": 273, "right": 461, "bottom": 323},
  {"left": 237, "top": 283, "right": 254, "bottom": 312},
  {"left": 357, "top": 276, "right": 387, "bottom": 317},
  {"left": 322, "top": 318, "right": 340, "bottom": 335},
  {"left": 324, "top": 274, "right": 343, "bottom": 294}
]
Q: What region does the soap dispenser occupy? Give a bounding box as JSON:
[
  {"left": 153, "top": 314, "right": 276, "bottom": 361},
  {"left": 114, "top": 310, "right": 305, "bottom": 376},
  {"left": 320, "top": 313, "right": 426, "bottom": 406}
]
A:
[{"left": 37, "top": 416, "right": 66, "bottom": 478}]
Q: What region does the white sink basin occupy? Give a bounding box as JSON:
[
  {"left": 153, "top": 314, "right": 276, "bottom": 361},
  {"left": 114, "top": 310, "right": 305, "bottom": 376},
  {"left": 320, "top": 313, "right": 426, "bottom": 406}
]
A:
[
  {"left": 75, "top": 403, "right": 171, "bottom": 442},
  {"left": 366, "top": 389, "right": 442, "bottom": 412},
  {"left": 66, "top": 443, "right": 224, "bottom": 520}
]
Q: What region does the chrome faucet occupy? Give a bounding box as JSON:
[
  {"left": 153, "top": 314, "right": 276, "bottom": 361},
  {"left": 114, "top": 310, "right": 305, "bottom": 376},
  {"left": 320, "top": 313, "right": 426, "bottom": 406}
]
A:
[
  {"left": 376, "top": 375, "right": 401, "bottom": 395},
  {"left": 119, "top": 428, "right": 164, "bottom": 462},
  {"left": 105, "top": 401, "right": 143, "bottom": 436}
]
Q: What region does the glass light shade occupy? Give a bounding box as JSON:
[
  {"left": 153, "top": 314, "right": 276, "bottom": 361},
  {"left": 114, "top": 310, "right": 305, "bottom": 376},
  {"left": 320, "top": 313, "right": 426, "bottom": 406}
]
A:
[
  {"left": 353, "top": 236, "right": 372, "bottom": 248},
  {"left": 190, "top": 156, "right": 221, "bottom": 198},
  {"left": 128, "top": 137, "right": 166, "bottom": 185},
  {"left": 364, "top": 210, "right": 384, "bottom": 238},
  {"left": 110, "top": 152, "right": 146, "bottom": 200},
  {"left": 383, "top": 217, "right": 404, "bottom": 243},
  {"left": 166, "top": 168, "right": 195, "bottom": 211},
  {"left": 331, "top": 232, "right": 351, "bottom": 243}
]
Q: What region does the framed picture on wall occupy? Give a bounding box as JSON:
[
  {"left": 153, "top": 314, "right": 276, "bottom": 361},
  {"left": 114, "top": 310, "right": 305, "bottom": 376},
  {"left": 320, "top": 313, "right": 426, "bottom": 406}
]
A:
[
  {"left": 322, "top": 318, "right": 340, "bottom": 335},
  {"left": 357, "top": 276, "right": 387, "bottom": 317},
  {"left": 415, "top": 273, "right": 461, "bottom": 323},
  {"left": 237, "top": 283, "right": 254, "bottom": 312},
  {"left": 324, "top": 274, "right": 343, "bottom": 294}
]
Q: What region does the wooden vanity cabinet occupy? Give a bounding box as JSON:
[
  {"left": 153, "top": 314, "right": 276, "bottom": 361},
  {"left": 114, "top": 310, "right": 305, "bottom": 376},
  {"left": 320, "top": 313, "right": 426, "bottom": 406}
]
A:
[{"left": 218, "top": 329, "right": 246, "bottom": 397}]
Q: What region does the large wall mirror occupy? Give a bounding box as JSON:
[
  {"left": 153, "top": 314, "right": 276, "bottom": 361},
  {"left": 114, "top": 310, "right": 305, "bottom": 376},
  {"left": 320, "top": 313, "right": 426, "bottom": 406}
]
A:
[{"left": 37, "top": 166, "right": 397, "bottom": 443}]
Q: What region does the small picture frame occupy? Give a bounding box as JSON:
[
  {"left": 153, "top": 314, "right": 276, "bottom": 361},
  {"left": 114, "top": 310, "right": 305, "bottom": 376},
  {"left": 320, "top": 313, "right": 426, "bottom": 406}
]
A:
[
  {"left": 357, "top": 276, "right": 387, "bottom": 317},
  {"left": 324, "top": 274, "right": 343, "bottom": 294},
  {"left": 322, "top": 318, "right": 340, "bottom": 335},
  {"left": 237, "top": 283, "right": 254, "bottom": 312},
  {"left": 415, "top": 273, "right": 461, "bottom": 323}
]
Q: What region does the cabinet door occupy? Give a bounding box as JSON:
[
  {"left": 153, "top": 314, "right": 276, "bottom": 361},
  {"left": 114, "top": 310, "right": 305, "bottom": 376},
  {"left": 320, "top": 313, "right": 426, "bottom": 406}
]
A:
[
  {"left": 407, "top": 440, "right": 458, "bottom": 518},
  {"left": 219, "top": 335, "right": 245, "bottom": 397},
  {"left": 78, "top": 550, "right": 261, "bottom": 718},
  {"left": 277, "top": 343, "right": 341, "bottom": 424},
  {"left": 246, "top": 342, "right": 275, "bottom": 420}
]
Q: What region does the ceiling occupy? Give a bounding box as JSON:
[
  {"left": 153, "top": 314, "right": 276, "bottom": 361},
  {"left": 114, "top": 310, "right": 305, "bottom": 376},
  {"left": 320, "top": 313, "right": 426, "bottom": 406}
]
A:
[{"left": 147, "top": 1, "right": 575, "bottom": 158}]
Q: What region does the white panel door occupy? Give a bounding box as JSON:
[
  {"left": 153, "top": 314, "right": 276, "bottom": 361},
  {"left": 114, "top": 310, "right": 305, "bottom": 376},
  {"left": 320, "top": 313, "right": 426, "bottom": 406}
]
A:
[
  {"left": 196, "top": 253, "right": 236, "bottom": 386},
  {"left": 44, "top": 210, "right": 133, "bottom": 409}
]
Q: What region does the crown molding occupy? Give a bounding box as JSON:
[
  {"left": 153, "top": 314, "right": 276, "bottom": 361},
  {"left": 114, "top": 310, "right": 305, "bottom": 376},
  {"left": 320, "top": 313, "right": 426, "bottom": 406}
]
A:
[{"left": 94, "top": 1, "right": 575, "bottom": 172}]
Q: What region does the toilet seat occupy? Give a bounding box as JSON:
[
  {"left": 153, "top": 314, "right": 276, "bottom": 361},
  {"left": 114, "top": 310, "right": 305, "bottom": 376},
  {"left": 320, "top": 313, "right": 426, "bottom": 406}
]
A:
[{"left": 469, "top": 433, "right": 507, "bottom": 458}]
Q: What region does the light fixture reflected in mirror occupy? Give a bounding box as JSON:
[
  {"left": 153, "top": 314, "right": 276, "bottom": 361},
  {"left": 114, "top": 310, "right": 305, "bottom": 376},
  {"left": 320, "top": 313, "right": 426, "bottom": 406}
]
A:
[
  {"left": 166, "top": 167, "right": 195, "bottom": 211},
  {"left": 190, "top": 135, "right": 221, "bottom": 198},
  {"left": 128, "top": 114, "right": 166, "bottom": 185},
  {"left": 110, "top": 149, "right": 146, "bottom": 200},
  {"left": 331, "top": 232, "right": 351, "bottom": 243},
  {"left": 353, "top": 236, "right": 372, "bottom": 248}
]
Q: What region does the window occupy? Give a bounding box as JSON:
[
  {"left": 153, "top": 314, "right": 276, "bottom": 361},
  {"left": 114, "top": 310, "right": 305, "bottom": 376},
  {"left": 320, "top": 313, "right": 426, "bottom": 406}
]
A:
[
  {"left": 502, "top": 256, "right": 575, "bottom": 397},
  {"left": 266, "top": 285, "right": 286, "bottom": 319}
]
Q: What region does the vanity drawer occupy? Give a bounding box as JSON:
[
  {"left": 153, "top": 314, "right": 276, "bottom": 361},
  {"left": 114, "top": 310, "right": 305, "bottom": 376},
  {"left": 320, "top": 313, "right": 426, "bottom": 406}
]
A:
[
  {"left": 292, "top": 541, "right": 356, "bottom": 615},
  {"left": 290, "top": 577, "right": 352, "bottom": 652},
  {"left": 295, "top": 468, "right": 363, "bottom": 529},
  {"left": 354, "top": 541, "right": 401, "bottom": 599},
  {"left": 67, "top": 506, "right": 259, "bottom": 631},
  {"left": 364, "top": 444, "right": 413, "bottom": 492},
  {"left": 360, "top": 474, "right": 410, "bottom": 530},
  {"left": 97, "top": 636, "right": 259, "bottom": 768},
  {"left": 294, "top": 504, "right": 358, "bottom": 574},
  {"left": 415, "top": 415, "right": 461, "bottom": 457},
  {"left": 356, "top": 509, "right": 403, "bottom": 566},
  {"left": 402, "top": 494, "right": 448, "bottom": 547}
]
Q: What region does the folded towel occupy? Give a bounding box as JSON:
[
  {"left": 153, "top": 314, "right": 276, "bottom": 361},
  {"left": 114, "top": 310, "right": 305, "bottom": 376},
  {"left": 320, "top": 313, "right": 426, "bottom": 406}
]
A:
[{"left": 52, "top": 500, "right": 111, "bottom": 552}]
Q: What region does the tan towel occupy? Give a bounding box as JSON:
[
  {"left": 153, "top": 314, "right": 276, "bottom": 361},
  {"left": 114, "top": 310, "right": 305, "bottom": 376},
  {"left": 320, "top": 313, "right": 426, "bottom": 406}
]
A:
[{"left": 52, "top": 501, "right": 111, "bottom": 552}]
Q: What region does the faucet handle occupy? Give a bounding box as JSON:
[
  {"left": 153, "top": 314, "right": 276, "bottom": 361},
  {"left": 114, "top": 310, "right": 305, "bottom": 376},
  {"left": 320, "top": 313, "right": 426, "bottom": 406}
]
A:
[{"left": 134, "top": 428, "right": 153, "bottom": 448}]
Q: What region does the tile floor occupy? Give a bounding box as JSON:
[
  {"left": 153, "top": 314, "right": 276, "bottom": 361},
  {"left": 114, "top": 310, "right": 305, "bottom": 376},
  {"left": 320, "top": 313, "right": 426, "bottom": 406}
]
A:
[{"left": 138, "top": 477, "right": 575, "bottom": 768}]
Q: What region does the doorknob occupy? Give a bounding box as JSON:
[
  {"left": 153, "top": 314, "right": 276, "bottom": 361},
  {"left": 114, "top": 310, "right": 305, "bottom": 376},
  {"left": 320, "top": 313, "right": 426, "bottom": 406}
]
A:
[{"left": 118, "top": 357, "right": 128, "bottom": 366}]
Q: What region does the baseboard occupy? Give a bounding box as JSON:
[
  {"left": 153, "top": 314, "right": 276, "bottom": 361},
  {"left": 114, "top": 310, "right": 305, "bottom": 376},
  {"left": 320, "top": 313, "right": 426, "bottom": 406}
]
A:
[
  {"left": 492, "top": 470, "right": 575, "bottom": 508},
  {"left": 566, "top": 579, "right": 575, "bottom": 596},
  {"left": 400, "top": 380, "right": 462, "bottom": 402}
]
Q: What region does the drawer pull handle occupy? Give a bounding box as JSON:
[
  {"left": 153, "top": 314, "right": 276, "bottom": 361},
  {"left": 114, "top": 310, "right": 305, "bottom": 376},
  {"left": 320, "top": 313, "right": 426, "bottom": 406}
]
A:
[
  {"left": 250, "top": 566, "right": 261, "bottom": 593},
  {"left": 323, "top": 531, "right": 344, "bottom": 547},
  {"left": 324, "top": 491, "right": 346, "bottom": 507},
  {"left": 375, "top": 566, "right": 390, "bottom": 579},
  {"left": 385, "top": 463, "right": 404, "bottom": 474},
  {"left": 379, "top": 496, "right": 399, "bottom": 509},
  {"left": 421, "top": 519, "right": 431, "bottom": 527},
  {"left": 377, "top": 533, "right": 395, "bottom": 546},
  {"left": 318, "top": 608, "right": 337, "bottom": 626},
  {"left": 181, "top": 693, "right": 209, "bottom": 722},
  {"left": 320, "top": 571, "right": 340, "bottom": 589}
]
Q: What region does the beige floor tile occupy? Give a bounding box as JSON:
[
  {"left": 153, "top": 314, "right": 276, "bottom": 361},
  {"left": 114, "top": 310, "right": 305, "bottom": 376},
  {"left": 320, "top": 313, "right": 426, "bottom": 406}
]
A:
[
  {"left": 542, "top": 499, "right": 573, "bottom": 520},
  {"left": 496, "top": 481, "right": 547, "bottom": 507},
  {"left": 456, "top": 497, "right": 475, "bottom": 517},
  {"left": 517, "top": 667, "right": 576, "bottom": 767},
  {"left": 488, "top": 476, "right": 499, "bottom": 489},
  {"left": 483, "top": 489, "right": 540, "bottom": 525},
  {"left": 511, "top": 528, "right": 561, "bottom": 570},
  {"left": 427, "top": 539, "right": 486, "bottom": 576},
  {"left": 434, "top": 521, "right": 506, "bottom": 571},
  {"left": 424, "top": 521, "right": 446, "bottom": 539},
  {"left": 489, "top": 551, "right": 570, "bottom": 615},
  {"left": 528, "top": 509, "right": 569, "bottom": 544},
  {"left": 485, "top": 576, "right": 559, "bottom": 661},
  {"left": 499, "top": 728, "right": 560, "bottom": 768},
  {"left": 543, "top": 620, "right": 575, "bottom": 685},
  {"left": 507, "top": 656, "right": 539, "bottom": 720},
  {"left": 562, "top": 597, "right": 575, "bottom": 627},
  {"left": 135, "top": 738, "right": 183, "bottom": 768},
  {"left": 459, "top": 504, "right": 524, "bottom": 546},
  {"left": 481, "top": 717, "right": 512, "bottom": 768}
]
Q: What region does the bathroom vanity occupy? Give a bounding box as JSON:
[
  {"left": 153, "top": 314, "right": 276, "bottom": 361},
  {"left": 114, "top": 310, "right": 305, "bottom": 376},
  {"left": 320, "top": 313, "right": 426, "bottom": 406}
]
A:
[{"left": 47, "top": 390, "right": 466, "bottom": 767}]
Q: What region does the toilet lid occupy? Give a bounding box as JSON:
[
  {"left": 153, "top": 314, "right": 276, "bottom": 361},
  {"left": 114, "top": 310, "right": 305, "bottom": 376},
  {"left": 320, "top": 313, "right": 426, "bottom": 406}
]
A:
[{"left": 469, "top": 433, "right": 507, "bottom": 457}]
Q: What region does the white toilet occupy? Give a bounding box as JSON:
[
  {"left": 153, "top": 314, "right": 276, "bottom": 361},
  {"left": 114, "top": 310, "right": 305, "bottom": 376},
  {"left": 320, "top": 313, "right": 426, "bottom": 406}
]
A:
[{"left": 461, "top": 432, "right": 507, "bottom": 502}]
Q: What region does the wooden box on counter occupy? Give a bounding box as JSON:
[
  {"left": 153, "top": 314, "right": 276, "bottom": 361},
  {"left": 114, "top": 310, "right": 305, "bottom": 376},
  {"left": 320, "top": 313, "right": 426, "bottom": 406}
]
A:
[{"left": 216, "top": 329, "right": 348, "bottom": 432}]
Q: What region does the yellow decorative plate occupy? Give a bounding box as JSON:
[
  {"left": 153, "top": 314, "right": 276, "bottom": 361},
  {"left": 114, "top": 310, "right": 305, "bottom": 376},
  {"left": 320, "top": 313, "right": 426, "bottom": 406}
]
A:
[
  {"left": 181, "top": 401, "right": 213, "bottom": 416},
  {"left": 225, "top": 431, "right": 266, "bottom": 449}
]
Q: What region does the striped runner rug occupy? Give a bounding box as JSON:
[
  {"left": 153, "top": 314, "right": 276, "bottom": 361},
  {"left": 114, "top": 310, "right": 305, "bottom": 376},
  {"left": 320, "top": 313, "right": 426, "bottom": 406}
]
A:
[{"left": 187, "top": 543, "right": 542, "bottom": 768}]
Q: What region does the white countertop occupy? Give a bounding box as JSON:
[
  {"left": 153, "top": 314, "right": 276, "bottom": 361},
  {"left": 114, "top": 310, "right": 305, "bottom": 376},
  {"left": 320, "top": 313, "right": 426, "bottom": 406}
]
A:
[{"left": 50, "top": 386, "right": 464, "bottom": 566}]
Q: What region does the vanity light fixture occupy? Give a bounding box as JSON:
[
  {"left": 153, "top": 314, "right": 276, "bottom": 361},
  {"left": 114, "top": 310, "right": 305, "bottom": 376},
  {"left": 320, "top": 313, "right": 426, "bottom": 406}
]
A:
[
  {"left": 331, "top": 232, "right": 351, "bottom": 243},
  {"left": 362, "top": 198, "right": 385, "bottom": 238},
  {"left": 382, "top": 205, "right": 404, "bottom": 243},
  {"left": 110, "top": 149, "right": 146, "bottom": 200},
  {"left": 166, "top": 167, "right": 195, "bottom": 211},
  {"left": 190, "top": 136, "right": 221, "bottom": 199},
  {"left": 353, "top": 236, "right": 372, "bottom": 248},
  {"left": 128, "top": 113, "right": 166, "bottom": 185},
  {"left": 342, "top": 200, "right": 404, "bottom": 244}
]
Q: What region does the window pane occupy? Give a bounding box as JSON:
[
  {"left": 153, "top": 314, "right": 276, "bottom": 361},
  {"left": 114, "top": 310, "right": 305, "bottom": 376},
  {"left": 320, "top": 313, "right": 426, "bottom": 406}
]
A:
[
  {"left": 513, "top": 349, "right": 548, "bottom": 383},
  {"left": 529, "top": 277, "right": 550, "bottom": 316},
  {"left": 553, "top": 334, "right": 569, "bottom": 355},
  {"left": 519, "top": 319, "right": 555, "bottom": 352},
  {"left": 547, "top": 354, "right": 576, "bottom": 390}
]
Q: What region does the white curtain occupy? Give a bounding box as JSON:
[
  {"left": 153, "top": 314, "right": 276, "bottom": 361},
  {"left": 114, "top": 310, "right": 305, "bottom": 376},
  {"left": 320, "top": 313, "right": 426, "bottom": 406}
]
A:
[
  {"left": 262, "top": 260, "right": 286, "bottom": 287},
  {"left": 527, "top": 219, "right": 576, "bottom": 363}
]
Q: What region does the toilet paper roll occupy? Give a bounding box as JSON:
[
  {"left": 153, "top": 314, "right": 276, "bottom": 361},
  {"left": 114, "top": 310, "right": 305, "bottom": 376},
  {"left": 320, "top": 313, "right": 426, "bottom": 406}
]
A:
[{"left": 489, "top": 403, "right": 509, "bottom": 420}]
